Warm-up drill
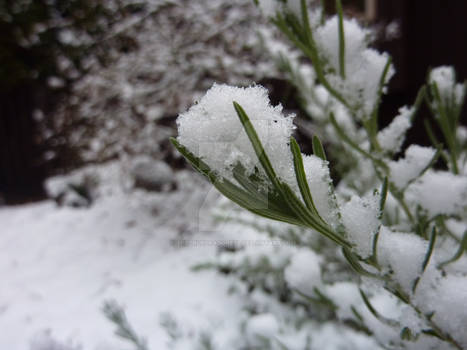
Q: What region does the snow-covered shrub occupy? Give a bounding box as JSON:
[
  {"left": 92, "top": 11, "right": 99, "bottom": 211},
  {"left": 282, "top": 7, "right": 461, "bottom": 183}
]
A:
[
  {"left": 48, "top": 0, "right": 276, "bottom": 165},
  {"left": 171, "top": 0, "right": 467, "bottom": 349},
  {"left": 45, "top": 162, "right": 122, "bottom": 207},
  {"left": 30, "top": 330, "right": 82, "bottom": 350}
]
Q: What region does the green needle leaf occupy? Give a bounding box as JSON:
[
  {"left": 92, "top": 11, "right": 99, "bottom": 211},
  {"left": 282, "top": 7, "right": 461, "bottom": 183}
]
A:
[
  {"left": 312, "top": 135, "right": 327, "bottom": 161},
  {"left": 170, "top": 137, "right": 303, "bottom": 226},
  {"left": 379, "top": 177, "right": 388, "bottom": 217},
  {"left": 233, "top": 102, "right": 281, "bottom": 189},
  {"left": 342, "top": 247, "right": 379, "bottom": 277},
  {"left": 290, "top": 137, "right": 323, "bottom": 220},
  {"left": 359, "top": 289, "right": 399, "bottom": 327},
  {"left": 422, "top": 227, "right": 437, "bottom": 272},
  {"left": 336, "top": 0, "right": 346, "bottom": 79},
  {"left": 281, "top": 182, "right": 349, "bottom": 247},
  {"left": 439, "top": 230, "right": 467, "bottom": 268}
]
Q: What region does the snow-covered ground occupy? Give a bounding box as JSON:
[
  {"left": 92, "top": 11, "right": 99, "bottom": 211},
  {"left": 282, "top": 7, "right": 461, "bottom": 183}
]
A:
[{"left": 0, "top": 165, "right": 242, "bottom": 350}]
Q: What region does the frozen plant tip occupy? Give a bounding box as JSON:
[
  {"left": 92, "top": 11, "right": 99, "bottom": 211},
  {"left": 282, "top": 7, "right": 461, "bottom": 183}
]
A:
[{"left": 172, "top": 83, "right": 348, "bottom": 247}]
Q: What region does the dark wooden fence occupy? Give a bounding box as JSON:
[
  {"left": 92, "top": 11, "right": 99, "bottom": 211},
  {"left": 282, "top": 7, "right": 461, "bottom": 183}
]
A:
[{"left": 0, "top": 85, "right": 47, "bottom": 203}]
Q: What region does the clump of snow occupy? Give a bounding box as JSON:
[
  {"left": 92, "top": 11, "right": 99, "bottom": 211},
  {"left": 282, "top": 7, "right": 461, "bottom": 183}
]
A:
[
  {"left": 284, "top": 249, "right": 322, "bottom": 296},
  {"left": 246, "top": 313, "right": 279, "bottom": 341},
  {"left": 303, "top": 155, "right": 339, "bottom": 225},
  {"left": 257, "top": 0, "right": 278, "bottom": 17},
  {"left": 177, "top": 83, "right": 296, "bottom": 185},
  {"left": 130, "top": 156, "right": 175, "bottom": 192},
  {"left": 457, "top": 126, "right": 467, "bottom": 145},
  {"left": 284, "top": 0, "right": 302, "bottom": 17},
  {"left": 429, "top": 66, "right": 466, "bottom": 107},
  {"left": 377, "top": 106, "right": 413, "bottom": 154},
  {"left": 257, "top": 0, "right": 304, "bottom": 18},
  {"left": 406, "top": 170, "right": 467, "bottom": 217},
  {"left": 30, "top": 331, "right": 81, "bottom": 350},
  {"left": 430, "top": 66, "right": 455, "bottom": 93},
  {"left": 377, "top": 227, "right": 428, "bottom": 295},
  {"left": 416, "top": 274, "right": 467, "bottom": 349},
  {"left": 310, "top": 323, "right": 380, "bottom": 350},
  {"left": 389, "top": 145, "right": 435, "bottom": 190},
  {"left": 340, "top": 193, "right": 380, "bottom": 258},
  {"left": 315, "top": 85, "right": 331, "bottom": 107},
  {"left": 358, "top": 291, "right": 406, "bottom": 347},
  {"left": 325, "top": 282, "right": 361, "bottom": 321},
  {"left": 444, "top": 219, "right": 467, "bottom": 240},
  {"left": 314, "top": 16, "right": 394, "bottom": 119},
  {"left": 315, "top": 17, "right": 369, "bottom": 75},
  {"left": 45, "top": 162, "right": 123, "bottom": 207}
]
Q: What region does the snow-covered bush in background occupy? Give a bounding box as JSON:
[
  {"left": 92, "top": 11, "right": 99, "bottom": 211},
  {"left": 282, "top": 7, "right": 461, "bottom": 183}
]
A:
[
  {"left": 48, "top": 0, "right": 276, "bottom": 166},
  {"left": 171, "top": 0, "right": 467, "bottom": 349}
]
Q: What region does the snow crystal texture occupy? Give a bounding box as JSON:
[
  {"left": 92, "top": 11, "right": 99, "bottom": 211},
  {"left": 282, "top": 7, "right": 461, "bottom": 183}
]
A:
[{"left": 177, "top": 84, "right": 296, "bottom": 185}]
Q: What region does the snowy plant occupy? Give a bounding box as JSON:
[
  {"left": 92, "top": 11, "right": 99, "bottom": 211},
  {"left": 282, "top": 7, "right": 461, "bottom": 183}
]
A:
[
  {"left": 171, "top": 0, "right": 467, "bottom": 349},
  {"left": 48, "top": 0, "right": 275, "bottom": 165}
]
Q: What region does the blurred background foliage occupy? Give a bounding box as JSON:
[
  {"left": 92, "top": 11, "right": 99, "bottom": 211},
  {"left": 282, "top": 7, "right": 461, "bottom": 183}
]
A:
[{"left": 0, "top": 0, "right": 466, "bottom": 204}]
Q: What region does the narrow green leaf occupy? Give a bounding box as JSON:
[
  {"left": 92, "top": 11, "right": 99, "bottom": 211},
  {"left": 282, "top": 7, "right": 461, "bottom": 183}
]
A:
[
  {"left": 285, "top": 11, "right": 308, "bottom": 44},
  {"left": 290, "top": 137, "right": 323, "bottom": 220},
  {"left": 312, "top": 135, "right": 327, "bottom": 160},
  {"left": 379, "top": 177, "right": 388, "bottom": 216},
  {"left": 350, "top": 306, "right": 364, "bottom": 322},
  {"left": 281, "top": 183, "right": 350, "bottom": 247},
  {"left": 294, "top": 288, "right": 328, "bottom": 307},
  {"left": 359, "top": 288, "right": 399, "bottom": 327},
  {"left": 232, "top": 163, "right": 296, "bottom": 217},
  {"left": 215, "top": 176, "right": 303, "bottom": 226},
  {"left": 359, "top": 288, "right": 379, "bottom": 318},
  {"left": 330, "top": 113, "right": 383, "bottom": 167},
  {"left": 232, "top": 163, "right": 268, "bottom": 202},
  {"left": 300, "top": 0, "right": 314, "bottom": 48},
  {"left": 233, "top": 102, "right": 281, "bottom": 189},
  {"left": 401, "top": 327, "right": 414, "bottom": 341},
  {"left": 342, "top": 247, "right": 379, "bottom": 277},
  {"left": 170, "top": 137, "right": 215, "bottom": 180},
  {"left": 369, "top": 56, "right": 392, "bottom": 130},
  {"left": 170, "top": 138, "right": 303, "bottom": 226},
  {"left": 369, "top": 179, "right": 388, "bottom": 266},
  {"left": 336, "top": 0, "right": 345, "bottom": 79},
  {"left": 422, "top": 227, "right": 437, "bottom": 273},
  {"left": 272, "top": 14, "right": 315, "bottom": 60},
  {"left": 313, "top": 287, "right": 337, "bottom": 309},
  {"left": 439, "top": 230, "right": 467, "bottom": 268}
]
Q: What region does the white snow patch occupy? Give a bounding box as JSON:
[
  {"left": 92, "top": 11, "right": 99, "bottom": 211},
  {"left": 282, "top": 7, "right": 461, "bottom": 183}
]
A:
[
  {"left": 429, "top": 66, "right": 466, "bottom": 106},
  {"left": 377, "top": 227, "right": 428, "bottom": 295},
  {"left": 284, "top": 249, "right": 322, "bottom": 296},
  {"left": 325, "top": 282, "right": 361, "bottom": 321},
  {"left": 406, "top": 170, "right": 467, "bottom": 217},
  {"left": 0, "top": 171, "right": 243, "bottom": 350},
  {"left": 389, "top": 145, "right": 435, "bottom": 190},
  {"left": 341, "top": 193, "right": 380, "bottom": 258},
  {"left": 377, "top": 106, "right": 413, "bottom": 154},
  {"left": 303, "top": 155, "right": 338, "bottom": 225},
  {"left": 314, "top": 17, "right": 394, "bottom": 118},
  {"left": 246, "top": 313, "right": 279, "bottom": 340}
]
